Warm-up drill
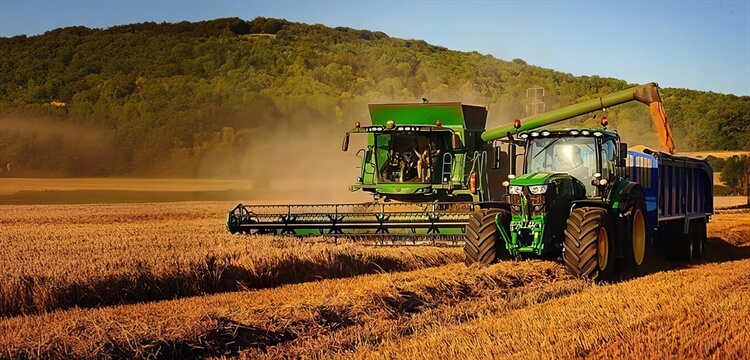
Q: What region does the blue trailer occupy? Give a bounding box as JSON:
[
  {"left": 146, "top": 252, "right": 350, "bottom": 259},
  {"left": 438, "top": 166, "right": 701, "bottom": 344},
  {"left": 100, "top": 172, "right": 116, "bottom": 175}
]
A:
[{"left": 630, "top": 149, "right": 713, "bottom": 261}]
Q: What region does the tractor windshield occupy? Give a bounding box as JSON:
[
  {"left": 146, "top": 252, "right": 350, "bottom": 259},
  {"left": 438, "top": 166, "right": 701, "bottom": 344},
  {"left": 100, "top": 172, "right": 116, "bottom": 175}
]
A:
[
  {"left": 527, "top": 136, "right": 598, "bottom": 196},
  {"left": 375, "top": 132, "right": 449, "bottom": 183}
]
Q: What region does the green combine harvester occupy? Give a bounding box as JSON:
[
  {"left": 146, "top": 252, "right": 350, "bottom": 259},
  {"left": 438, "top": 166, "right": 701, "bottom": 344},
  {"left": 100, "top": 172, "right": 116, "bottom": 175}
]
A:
[{"left": 226, "top": 101, "right": 504, "bottom": 243}]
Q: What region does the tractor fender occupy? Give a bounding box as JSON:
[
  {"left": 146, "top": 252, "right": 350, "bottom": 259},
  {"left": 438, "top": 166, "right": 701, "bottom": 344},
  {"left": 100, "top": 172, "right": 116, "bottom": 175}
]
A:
[{"left": 610, "top": 180, "right": 644, "bottom": 216}]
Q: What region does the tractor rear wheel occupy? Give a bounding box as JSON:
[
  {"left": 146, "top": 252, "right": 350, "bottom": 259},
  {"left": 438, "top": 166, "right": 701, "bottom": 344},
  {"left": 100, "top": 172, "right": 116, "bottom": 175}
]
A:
[
  {"left": 464, "top": 208, "right": 508, "bottom": 266},
  {"left": 564, "top": 207, "right": 615, "bottom": 279},
  {"left": 621, "top": 189, "right": 650, "bottom": 275}
]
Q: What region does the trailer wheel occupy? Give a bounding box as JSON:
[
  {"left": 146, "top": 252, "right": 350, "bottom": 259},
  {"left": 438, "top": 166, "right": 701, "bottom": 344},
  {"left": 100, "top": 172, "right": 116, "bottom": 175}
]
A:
[
  {"left": 621, "top": 189, "right": 650, "bottom": 275},
  {"left": 564, "top": 207, "right": 615, "bottom": 279},
  {"left": 691, "top": 220, "right": 707, "bottom": 259},
  {"left": 464, "top": 208, "right": 508, "bottom": 266},
  {"left": 685, "top": 219, "right": 706, "bottom": 261}
]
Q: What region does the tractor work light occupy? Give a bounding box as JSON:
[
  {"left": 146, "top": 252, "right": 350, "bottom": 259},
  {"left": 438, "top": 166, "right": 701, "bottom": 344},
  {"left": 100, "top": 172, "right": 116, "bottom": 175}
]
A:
[
  {"left": 386, "top": 120, "right": 395, "bottom": 129},
  {"left": 508, "top": 174, "right": 516, "bottom": 180},
  {"left": 502, "top": 180, "right": 510, "bottom": 187},
  {"left": 520, "top": 133, "right": 529, "bottom": 139},
  {"left": 593, "top": 131, "right": 603, "bottom": 137},
  {"left": 528, "top": 185, "right": 548, "bottom": 194},
  {"left": 569, "top": 130, "right": 580, "bottom": 135},
  {"left": 530, "top": 131, "right": 540, "bottom": 137},
  {"left": 509, "top": 185, "right": 523, "bottom": 195},
  {"left": 581, "top": 130, "right": 591, "bottom": 135},
  {"left": 541, "top": 131, "right": 551, "bottom": 136}
]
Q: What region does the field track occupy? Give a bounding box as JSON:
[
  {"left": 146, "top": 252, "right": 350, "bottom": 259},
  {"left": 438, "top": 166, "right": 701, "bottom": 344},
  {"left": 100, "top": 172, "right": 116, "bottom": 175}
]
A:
[{"left": 0, "top": 200, "right": 748, "bottom": 358}]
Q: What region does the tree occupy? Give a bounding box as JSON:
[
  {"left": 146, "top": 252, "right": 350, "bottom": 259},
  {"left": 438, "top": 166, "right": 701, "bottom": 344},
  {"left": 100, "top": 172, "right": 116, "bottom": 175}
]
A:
[{"left": 720, "top": 155, "right": 748, "bottom": 193}]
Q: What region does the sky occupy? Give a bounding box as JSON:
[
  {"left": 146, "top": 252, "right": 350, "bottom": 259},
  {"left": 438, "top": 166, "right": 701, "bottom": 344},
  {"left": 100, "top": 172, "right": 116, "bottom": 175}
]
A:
[{"left": 1, "top": 0, "right": 749, "bottom": 96}]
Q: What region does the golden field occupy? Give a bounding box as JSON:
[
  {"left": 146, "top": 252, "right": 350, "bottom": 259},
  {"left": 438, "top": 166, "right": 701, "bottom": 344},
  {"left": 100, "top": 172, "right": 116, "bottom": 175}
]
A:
[
  {"left": 0, "top": 192, "right": 748, "bottom": 358},
  {"left": 0, "top": 202, "right": 461, "bottom": 317}
]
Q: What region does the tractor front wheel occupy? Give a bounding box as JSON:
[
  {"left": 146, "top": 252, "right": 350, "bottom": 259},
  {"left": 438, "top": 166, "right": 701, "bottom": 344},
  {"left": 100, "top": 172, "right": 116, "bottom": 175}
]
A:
[
  {"left": 564, "top": 207, "right": 615, "bottom": 279},
  {"left": 464, "top": 208, "right": 508, "bottom": 266}
]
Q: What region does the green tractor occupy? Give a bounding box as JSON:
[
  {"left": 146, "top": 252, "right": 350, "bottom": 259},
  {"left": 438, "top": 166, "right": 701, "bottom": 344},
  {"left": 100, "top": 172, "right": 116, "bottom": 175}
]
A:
[{"left": 465, "top": 83, "right": 713, "bottom": 279}]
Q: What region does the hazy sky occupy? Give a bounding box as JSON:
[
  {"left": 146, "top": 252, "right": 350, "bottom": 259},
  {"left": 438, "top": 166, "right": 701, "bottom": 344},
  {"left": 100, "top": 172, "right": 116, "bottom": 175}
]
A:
[{"left": 1, "top": 0, "right": 748, "bottom": 96}]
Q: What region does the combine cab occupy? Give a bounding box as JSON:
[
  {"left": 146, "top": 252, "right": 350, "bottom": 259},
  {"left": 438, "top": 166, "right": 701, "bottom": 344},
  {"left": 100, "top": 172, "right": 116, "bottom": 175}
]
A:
[{"left": 342, "top": 102, "right": 504, "bottom": 203}]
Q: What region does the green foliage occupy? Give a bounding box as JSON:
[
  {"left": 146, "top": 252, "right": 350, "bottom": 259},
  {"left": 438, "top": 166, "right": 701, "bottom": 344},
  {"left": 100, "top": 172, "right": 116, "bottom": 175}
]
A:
[
  {"left": 704, "top": 155, "right": 726, "bottom": 172},
  {"left": 720, "top": 155, "right": 748, "bottom": 193},
  {"left": 0, "top": 17, "right": 748, "bottom": 177}
]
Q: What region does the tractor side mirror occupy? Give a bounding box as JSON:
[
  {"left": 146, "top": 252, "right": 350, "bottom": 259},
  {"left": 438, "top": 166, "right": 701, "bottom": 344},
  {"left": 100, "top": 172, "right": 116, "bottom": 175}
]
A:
[
  {"left": 618, "top": 142, "right": 628, "bottom": 166},
  {"left": 451, "top": 133, "right": 463, "bottom": 150},
  {"left": 342, "top": 133, "right": 350, "bottom": 152}
]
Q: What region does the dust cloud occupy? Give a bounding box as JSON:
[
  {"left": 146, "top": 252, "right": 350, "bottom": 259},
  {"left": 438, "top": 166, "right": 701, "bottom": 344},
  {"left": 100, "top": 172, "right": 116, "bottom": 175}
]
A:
[
  {"left": 0, "top": 116, "right": 114, "bottom": 177},
  {"left": 195, "top": 119, "right": 374, "bottom": 204}
]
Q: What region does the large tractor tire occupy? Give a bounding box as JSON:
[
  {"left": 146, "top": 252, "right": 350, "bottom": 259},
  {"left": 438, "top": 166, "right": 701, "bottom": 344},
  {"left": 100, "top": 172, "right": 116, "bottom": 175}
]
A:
[
  {"left": 621, "top": 189, "right": 650, "bottom": 275},
  {"left": 464, "top": 208, "right": 508, "bottom": 266},
  {"left": 563, "top": 207, "right": 615, "bottom": 279}
]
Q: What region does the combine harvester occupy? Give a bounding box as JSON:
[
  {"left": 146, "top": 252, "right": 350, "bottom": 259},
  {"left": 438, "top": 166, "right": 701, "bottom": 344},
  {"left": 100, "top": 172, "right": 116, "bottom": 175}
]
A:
[
  {"left": 226, "top": 101, "right": 506, "bottom": 243},
  {"left": 465, "top": 82, "right": 714, "bottom": 279}
]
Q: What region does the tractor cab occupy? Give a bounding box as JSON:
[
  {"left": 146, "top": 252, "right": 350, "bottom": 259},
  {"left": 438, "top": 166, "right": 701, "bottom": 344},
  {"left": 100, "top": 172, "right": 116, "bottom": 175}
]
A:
[{"left": 513, "top": 128, "right": 626, "bottom": 199}]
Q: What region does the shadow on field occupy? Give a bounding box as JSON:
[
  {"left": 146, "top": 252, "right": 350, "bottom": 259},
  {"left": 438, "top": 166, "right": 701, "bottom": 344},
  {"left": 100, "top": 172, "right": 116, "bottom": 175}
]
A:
[
  {"left": 703, "top": 236, "right": 750, "bottom": 263},
  {"left": 612, "top": 236, "right": 750, "bottom": 282}
]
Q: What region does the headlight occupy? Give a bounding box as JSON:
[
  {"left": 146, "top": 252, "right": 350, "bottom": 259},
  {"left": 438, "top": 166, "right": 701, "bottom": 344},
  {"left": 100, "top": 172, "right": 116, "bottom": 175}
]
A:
[
  {"left": 528, "top": 185, "right": 548, "bottom": 194},
  {"left": 509, "top": 185, "right": 523, "bottom": 195}
]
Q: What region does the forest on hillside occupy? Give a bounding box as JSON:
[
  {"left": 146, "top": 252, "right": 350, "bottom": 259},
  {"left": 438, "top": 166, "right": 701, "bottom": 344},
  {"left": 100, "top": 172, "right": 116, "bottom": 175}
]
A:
[{"left": 1, "top": 17, "right": 748, "bottom": 178}]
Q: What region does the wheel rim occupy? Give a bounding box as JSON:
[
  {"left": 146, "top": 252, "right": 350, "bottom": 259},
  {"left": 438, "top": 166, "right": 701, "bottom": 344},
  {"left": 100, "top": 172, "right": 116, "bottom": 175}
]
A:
[
  {"left": 632, "top": 209, "right": 646, "bottom": 265},
  {"left": 598, "top": 227, "right": 609, "bottom": 270}
]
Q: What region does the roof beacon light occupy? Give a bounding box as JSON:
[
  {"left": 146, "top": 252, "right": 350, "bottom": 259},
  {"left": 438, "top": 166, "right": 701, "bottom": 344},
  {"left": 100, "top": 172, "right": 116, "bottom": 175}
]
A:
[
  {"left": 436, "top": 119, "right": 442, "bottom": 127},
  {"left": 600, "top": 116, "right": 609, "bottom": 127},
  {"left": 355, "top": 121, "right": 361, "bottom": 128},
  {"left": 513, "top": 119, "right": 521, "bottom": 130}
]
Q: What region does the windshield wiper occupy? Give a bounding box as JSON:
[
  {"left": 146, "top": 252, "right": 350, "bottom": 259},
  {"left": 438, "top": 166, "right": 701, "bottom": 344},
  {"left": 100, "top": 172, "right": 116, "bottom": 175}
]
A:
[{"left": 534, "top": 138, "right": 561, "bottom": 159}]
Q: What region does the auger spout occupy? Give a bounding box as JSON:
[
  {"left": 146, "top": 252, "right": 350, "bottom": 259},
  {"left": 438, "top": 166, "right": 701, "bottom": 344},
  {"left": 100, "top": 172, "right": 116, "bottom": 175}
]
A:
[{"left": 481, "top": 82, "right": 676, "bottom": 154}]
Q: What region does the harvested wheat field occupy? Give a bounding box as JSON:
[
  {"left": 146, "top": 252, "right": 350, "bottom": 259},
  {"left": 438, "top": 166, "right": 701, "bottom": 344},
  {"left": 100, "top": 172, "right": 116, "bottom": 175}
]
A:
[{"left": 0, "top": 201, "right": 748, "bottom": 359}]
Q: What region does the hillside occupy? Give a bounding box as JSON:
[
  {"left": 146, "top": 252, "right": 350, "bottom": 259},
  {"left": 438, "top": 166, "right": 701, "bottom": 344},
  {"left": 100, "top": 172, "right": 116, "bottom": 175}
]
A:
[{"left": 1, "top": 17, "right": 748, "bottom": 178}]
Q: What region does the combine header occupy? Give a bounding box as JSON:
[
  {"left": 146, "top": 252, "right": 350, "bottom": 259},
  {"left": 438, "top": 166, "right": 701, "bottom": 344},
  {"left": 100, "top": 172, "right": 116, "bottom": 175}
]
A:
[{"left": 227, "top": 202, "right": 471, "bottom": 244}]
